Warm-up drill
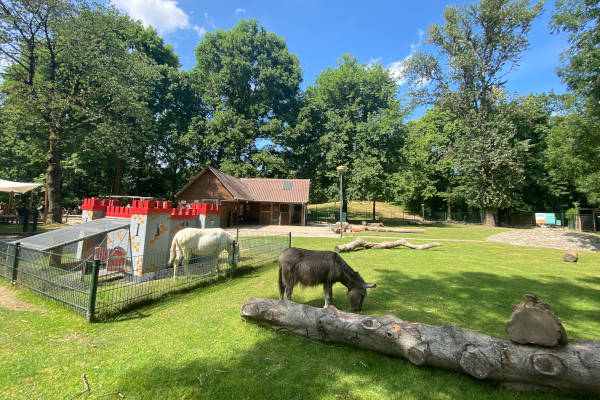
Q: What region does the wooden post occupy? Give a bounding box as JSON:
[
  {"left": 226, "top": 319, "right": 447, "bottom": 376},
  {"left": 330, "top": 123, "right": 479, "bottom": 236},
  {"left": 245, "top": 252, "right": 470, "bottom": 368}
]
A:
[
  {"left": 288, "top": 232, "right": 292, "bottom": 248},
  {"left": 10, "top": 242, "right": 20, "bottom": 285},
  {"left": 7, "top": 191, "right": 14, "bottom": 215},
  {"left": 43, "top": 181, "right": 48, "bottom": 222},
  {"left": 86, "top": 260, "right": 100, "bottom": 323}
]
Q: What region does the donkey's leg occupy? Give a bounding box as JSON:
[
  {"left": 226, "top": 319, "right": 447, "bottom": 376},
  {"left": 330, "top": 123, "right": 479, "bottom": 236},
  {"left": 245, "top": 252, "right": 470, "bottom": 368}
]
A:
[
  {"left": 323, "top": 283, "right": 334, "bottom": 308},
  {"left": 285, "top": 285, "right": 294, "bottom": 300}
]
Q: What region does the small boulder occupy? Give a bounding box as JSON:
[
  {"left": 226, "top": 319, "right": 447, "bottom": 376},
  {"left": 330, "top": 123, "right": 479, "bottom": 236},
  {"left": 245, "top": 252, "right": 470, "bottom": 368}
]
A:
[
  {"left": 562, "top": 249, "right": 578, "bottom": 263},
  {"left": 505, "top": 294, "right": 568, "bottom": 347}
]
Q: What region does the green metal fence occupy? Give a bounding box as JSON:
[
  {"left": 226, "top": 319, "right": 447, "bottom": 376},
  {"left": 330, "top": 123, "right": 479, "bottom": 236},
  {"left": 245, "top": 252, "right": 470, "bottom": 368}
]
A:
[{"left": 0, "top": 230, "right": 290, "bottom": 321}]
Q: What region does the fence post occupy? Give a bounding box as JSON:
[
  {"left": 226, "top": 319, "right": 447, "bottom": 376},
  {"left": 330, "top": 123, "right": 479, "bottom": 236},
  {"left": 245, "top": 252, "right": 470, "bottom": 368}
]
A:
[
  {"left": 10, "top": 242, "right": 20, "bottom": 285},
  {"left": 236, "top": 227, "right": 239, "bottom": 243},
  {"left": 86, "top": 260, "right": 100, "bottom": 323},
  {"left": 229, "top": 240, "right": 238, "bottom": 278},
  {"left": 288, "top": 232, "right": 292, "bottom": 248}
]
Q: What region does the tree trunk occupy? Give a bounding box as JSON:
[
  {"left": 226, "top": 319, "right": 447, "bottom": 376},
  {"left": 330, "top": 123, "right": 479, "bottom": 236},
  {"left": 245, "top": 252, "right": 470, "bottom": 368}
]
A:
[
  {"left": 113, "top": 158, "right": 123, "bottom": 195},
  {"left": 46, "top": 126, "right": 62, "bottom": 224},
  {"left": 372, "top": 200, "right": 376, "bottom": 222},
  {"left": 334, "top": 238, "right": 442, "bottom": 253},
  {"left": 446, "top": 186, "right": 452, "bottom": 222},
  {"left": 482, "top": 207, "right": 497, "bottom": 226},
  {"left": 241, "top": 298, "right": 600, "bottom": 396}
]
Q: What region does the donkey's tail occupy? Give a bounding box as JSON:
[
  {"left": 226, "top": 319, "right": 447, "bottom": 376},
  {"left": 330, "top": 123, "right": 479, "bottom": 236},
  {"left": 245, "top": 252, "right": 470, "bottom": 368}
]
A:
[
  {"left": 278, "top": 264, "right": 285, "bottom": 300},
  {"left": 168, "top": 238, "right": 178, "bottom": 265}
]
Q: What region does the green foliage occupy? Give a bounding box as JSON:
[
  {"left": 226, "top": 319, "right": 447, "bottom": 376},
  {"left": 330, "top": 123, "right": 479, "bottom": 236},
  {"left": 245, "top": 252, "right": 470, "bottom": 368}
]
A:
[
  {"left": 189, "top": 19, "right": 302, "bottom": 176},
  {"left": 551, "top": 0, "right": 600, "bottom": 114},
  {"left": 403, "top": 0, "right": 543, "bottom": 223},
  {"left": 547, "top": 102, "right": 600, "bottom": 205},
  {"left": 397, "top": 108, "right": 461, "bottom": 208},
  {"left": 547, "top": 0, "right": 600, "bottom": 206},
  {"left": 291, "top": 55, "right": 405, "bottom": 204}
]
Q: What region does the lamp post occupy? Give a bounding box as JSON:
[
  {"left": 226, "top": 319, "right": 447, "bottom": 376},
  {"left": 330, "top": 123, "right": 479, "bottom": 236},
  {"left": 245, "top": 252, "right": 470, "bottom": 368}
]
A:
[{"left": 337, "top": 165, "right": 348, "bottom": 238}]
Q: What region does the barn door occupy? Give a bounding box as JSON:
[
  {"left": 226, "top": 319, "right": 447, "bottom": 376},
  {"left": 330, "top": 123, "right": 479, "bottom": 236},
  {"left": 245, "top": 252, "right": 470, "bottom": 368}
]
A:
[{"left": 280, "top": 204, "right": 290, "bottom": 225}]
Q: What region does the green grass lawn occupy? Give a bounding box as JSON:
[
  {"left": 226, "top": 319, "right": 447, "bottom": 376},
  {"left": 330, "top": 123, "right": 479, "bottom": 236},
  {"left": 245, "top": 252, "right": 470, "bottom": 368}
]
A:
[
  {"left": 0, "top": 222, "right": 66, "bottom": 235},
  {"left": 348, "top": 223, "right": 514, "bottom": 241},
  {"left": 1, "top": 234, "right": 599, "bottom": 399}
]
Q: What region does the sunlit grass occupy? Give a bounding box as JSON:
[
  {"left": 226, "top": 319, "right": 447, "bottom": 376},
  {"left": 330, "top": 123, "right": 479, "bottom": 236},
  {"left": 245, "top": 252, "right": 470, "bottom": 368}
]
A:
[
  {"left": 1, "top": 235, "right": 599, "bottom": 399},
  {"left": 0, "top": 222, "right": 66, "bottom": 234}
]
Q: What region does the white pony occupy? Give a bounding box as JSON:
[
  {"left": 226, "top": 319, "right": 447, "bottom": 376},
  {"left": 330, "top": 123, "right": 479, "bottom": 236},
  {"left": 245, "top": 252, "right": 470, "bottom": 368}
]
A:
[{"left": 168, "top": 228, "right": 237, "bottom": 279}]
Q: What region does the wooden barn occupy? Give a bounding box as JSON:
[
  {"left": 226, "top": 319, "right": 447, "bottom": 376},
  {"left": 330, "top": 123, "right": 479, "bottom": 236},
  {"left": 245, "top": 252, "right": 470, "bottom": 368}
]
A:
[{"left": 176, "top": 166, "right": 310, "bottom": 227}]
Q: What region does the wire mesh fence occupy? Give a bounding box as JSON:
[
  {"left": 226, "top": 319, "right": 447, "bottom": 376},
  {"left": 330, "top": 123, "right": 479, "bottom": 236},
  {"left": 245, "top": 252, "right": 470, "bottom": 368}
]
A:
[{"left": 0, "top": 229, "right": 289, "bottom": 321}]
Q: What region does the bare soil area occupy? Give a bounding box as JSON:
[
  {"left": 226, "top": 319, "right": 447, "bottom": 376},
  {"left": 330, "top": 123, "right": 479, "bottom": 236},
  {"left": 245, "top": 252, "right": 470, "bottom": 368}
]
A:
[
  {"left": 487, "top": 228, "right": 600, "bottom": 252},
  {"left": 0, "top": 285, "right": 44, "bottom": 312}
]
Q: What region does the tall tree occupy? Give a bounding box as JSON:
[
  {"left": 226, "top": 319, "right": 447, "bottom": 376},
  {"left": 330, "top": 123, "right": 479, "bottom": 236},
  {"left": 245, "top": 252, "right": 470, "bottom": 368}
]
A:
[
  {"left": 291, "top": 55, "right": 404, "bottom": 217},
  {"left": 189, "top": 19, "right": 302, "bottom": 177},
  {"left": 398, "top": 107, "right": 462, "bottom": 219},
  {"left": 547, "top": 0, "right": 600, "bottom": 205},
  {"left": 0, "top": 2, "right": 162, "bottom": 221},
  {"left": 403, "top": 0, "right": 543, "bottom": 225}
]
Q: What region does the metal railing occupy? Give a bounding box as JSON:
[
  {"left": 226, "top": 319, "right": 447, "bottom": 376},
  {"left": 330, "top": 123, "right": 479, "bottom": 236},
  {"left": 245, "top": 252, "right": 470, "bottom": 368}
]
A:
[{"left": 0, "top": 230, "right": 290, "bottom": 321}]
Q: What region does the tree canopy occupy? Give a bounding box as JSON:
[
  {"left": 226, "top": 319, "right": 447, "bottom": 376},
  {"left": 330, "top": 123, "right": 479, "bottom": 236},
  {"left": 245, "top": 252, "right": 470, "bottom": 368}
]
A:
[{"left": 0, "top": 0, "right": 594, "bottom": 225}]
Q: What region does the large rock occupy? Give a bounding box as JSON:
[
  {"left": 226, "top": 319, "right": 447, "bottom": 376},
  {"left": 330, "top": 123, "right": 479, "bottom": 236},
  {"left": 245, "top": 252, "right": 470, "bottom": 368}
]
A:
[{"left": 505, "top": 294, "right": 568, "bottom": 347}]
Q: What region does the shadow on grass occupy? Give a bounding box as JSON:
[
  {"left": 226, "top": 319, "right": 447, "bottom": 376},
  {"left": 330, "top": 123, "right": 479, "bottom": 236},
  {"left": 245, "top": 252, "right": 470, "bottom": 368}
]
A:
[
  {"left": 368, "top": 268, "right": 600, "bottom": 339},
  {"left": 113, "top": 335, "right": 568, "bottom": 400}
]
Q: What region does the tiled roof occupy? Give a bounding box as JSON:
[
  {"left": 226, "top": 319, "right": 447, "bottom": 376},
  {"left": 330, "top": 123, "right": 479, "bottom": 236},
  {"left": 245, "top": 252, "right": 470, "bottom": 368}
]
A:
[
  {"left": 176, "top": 166, "right": 310, "bottom": 203},
  {"left": 208, "top": 167, "right": 253, "bottom": 201},
  {"left": 241, "top": 178, "right": 310, "bottom": 203}
]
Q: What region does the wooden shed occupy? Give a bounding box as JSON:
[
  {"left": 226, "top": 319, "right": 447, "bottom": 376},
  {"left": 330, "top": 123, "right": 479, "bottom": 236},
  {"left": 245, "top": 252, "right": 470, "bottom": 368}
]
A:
[{"left": 176, "top": 167, "right": 310, "bottom": 227}]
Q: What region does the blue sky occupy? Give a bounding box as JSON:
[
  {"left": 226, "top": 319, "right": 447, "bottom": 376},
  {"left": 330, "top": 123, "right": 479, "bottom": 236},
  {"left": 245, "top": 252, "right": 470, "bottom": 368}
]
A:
[{"left": 111, "top": 0, "right": 569, "bottom": 111}]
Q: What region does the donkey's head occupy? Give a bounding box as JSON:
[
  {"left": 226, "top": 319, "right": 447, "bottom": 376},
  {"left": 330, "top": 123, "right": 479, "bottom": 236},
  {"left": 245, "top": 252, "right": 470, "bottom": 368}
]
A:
[{"left": 347, "top": 282, "right": 376, "bottom": 311}]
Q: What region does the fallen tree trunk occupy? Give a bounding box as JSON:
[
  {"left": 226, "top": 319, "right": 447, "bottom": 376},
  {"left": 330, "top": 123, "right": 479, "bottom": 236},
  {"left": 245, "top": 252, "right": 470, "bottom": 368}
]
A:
[
  {"left": 334, "top": 238, "right": 442, "bottom": 253},
  {"left": 365, "top": 227, "right": 426, "bottom": 233},
  {"left": 241, "top": 298, "right": 600, "bottom": 396}
]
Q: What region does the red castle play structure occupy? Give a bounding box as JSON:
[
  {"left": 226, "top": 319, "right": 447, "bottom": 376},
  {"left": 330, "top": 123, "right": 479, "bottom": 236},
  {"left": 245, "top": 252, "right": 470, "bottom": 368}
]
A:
[{"left": 76, "top": 198, "right": 222, "bottom": 276}]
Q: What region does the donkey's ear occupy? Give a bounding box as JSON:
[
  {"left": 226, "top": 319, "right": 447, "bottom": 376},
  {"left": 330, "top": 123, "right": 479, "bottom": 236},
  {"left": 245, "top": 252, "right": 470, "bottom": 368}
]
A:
[{"left": 363, "top": 282, "right": 376, "bottom": 289}]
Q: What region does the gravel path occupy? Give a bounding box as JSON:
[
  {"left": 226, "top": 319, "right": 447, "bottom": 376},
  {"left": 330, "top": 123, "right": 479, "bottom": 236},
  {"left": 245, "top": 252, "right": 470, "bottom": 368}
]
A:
[{"left": 486, "top": 228, "right": 600, "bottom": 252}]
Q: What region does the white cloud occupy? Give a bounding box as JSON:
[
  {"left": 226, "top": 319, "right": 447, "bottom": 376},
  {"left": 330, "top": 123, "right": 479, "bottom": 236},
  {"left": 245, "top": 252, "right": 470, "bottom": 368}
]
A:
[
  {"left": 387, "top": 29, "right": 426, "bottom": 85},
  {"left": 204, "top": 12, "right": 216, "bottom": 28},
  {"left": 193, "top": 25, "right": 207, "bottom": 37},
  {"left": 387, "top": 57, "right": 410, "bottom": 85},
  {"left": 367, "top": 57, "right": 382, "bottom": 68},
  {"left": 235, "top": 8, "right": 246, "bottom": 14},
  {"left": 111, "top": 0, "right": 191, "bottom": 33}
]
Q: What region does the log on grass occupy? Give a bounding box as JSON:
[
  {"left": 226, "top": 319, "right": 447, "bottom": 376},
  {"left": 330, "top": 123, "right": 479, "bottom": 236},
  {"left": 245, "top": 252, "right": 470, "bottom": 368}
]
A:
[
  {"left": 334, "top": 238, "right": 442, "bottom": 253},
  {"left": 365, "top": 227, "right": 426, "bottom": 233},
  {"left": 240, "top": 297, "right": 600, "bottom": 396}
]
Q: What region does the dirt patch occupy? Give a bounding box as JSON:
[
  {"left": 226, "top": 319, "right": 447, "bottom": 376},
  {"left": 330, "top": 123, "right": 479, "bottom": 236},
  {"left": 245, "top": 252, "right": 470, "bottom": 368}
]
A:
[
  {"left": 487, "top": 229, "right": 600, "bottom": 252},
  {"left": 251, "top": 280, "right": 265, "bottom": 288},
  {"left": 57, "top": 333, "right": 85, "bottom": 343},
  {"left": 0, "top": 286, "right": 44, "bottom": 312}
]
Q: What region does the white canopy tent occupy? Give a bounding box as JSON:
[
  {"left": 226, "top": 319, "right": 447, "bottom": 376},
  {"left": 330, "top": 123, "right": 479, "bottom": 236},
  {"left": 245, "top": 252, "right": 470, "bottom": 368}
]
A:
[
  {"left": 0, "top": 179, "right": 43, "bottom": 215},
  {"left": 0, "top": 179, "right": 42, "bottom": 194}
]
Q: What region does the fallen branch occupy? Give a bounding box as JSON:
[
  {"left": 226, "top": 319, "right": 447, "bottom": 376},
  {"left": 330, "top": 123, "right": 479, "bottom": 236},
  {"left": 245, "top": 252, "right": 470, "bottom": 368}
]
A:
[
  {"left": 240, "top": 298, "right": 600, "bottom": 396},
  {"left": 69, "top": 374, "right": 91, "bottom": 400},
  {"left": 334, "top": 238, "right": 442, "bottom": 253},
  {"left": 365, "top": 227, "right": 426, "bottom": 233}
]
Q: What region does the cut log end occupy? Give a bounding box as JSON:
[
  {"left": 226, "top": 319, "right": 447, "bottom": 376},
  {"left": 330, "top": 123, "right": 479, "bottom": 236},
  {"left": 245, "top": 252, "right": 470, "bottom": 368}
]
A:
[
  {"left": 505, "top": 294, "right": 568, "bottom": 347},
  {"left": 562, "top": 250, "right": 578, "bottom": 263}
]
